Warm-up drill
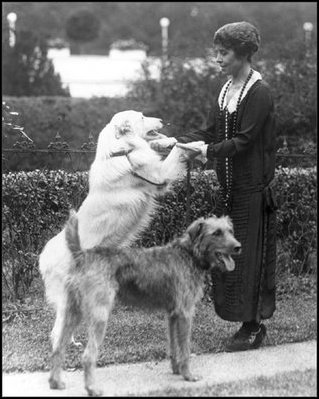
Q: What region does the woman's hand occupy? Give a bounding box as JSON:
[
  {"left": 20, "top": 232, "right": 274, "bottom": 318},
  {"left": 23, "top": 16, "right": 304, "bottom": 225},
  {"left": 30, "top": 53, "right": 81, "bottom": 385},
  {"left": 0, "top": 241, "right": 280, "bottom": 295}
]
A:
[{"left": 176, "top": 141, "right": 208, "bottom": 163}]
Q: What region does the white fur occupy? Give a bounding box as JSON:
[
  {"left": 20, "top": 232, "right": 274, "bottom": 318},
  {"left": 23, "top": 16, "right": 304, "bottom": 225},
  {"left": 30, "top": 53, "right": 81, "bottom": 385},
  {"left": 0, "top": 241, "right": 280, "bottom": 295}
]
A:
[{"left": 39, "top": 110, "right": 201, "bottom": 340}]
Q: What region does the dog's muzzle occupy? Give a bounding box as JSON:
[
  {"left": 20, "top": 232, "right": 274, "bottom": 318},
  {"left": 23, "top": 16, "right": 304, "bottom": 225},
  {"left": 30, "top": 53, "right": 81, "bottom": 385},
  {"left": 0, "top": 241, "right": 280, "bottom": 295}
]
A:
[{"left": 215, "top": 244, "right": 241, "bottom": 272}]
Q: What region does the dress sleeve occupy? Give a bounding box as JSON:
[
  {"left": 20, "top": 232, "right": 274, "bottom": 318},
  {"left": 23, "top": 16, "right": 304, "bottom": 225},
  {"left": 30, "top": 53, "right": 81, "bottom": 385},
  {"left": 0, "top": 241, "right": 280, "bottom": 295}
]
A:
[
  {"left": 176, "top": 101, "right": 218, "bottom": 144},
  {"left": 207, "top": 84, "right": 273, "bottom": 159},
  {"left": 176, "top": 123, "right": 215, "bottom": 144}
]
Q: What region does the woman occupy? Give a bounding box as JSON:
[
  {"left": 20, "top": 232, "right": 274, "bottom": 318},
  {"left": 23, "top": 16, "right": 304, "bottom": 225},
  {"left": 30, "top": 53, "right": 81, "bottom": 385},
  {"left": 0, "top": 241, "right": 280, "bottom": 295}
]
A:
[{"left": 154, "top": 21, "right": 277, "bottom": 351}]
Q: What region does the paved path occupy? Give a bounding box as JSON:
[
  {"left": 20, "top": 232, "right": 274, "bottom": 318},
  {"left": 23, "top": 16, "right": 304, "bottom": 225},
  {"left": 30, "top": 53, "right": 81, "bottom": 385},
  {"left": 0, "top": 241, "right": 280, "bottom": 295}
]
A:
[{"left": 3, "top": 340, "right": 316, "bottom": 397}]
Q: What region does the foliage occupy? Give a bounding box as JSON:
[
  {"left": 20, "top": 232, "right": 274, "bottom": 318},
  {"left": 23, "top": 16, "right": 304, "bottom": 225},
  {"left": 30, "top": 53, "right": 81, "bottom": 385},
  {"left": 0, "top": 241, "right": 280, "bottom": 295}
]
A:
[
  {"left": 258, "top": 38, "right": 317, "bottom": 147},
  {"left": 2, "top": 170, "right": 89, "bottom": 300},
  {"left": 1, "top": 96, "right": 148, "bottom": 171},
  {"left": 111, "top": 39, "right": 148, "bottom": 51},
  {"left": 65, "top": 9, "right": 100, "bottom": 43},
  {"left": 2, "top": 167, "right": 317, "bottom": 300},
  {"left": 135, "top": 169, "right": 220, "bottom": 247},
  {"left": 275, "top": 166, "right": 317, "bottom": 275},
  {"left": 2, "top": 29, "right": 69, "bottom": 97},
  {"left": 1, "top": 96, "right": 145, "bottom": 148},
  {"left": 128, "top": 58, "right": 224, "bottom": 134},
  {"left": 2, "top": 78, "right": 316, "bottom": 171},
  {"left": 2, "top": 101, "right": 31, "bottom": 142},
  {"left": 2, "top": 2, "right": 316, "bottom": 56}
]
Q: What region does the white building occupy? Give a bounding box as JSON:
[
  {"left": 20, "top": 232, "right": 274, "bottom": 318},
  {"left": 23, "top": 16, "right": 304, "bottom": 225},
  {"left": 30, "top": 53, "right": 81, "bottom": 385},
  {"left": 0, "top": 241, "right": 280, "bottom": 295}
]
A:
[{"left": 47, "top": 47, "right": 161, "bottom": 98}]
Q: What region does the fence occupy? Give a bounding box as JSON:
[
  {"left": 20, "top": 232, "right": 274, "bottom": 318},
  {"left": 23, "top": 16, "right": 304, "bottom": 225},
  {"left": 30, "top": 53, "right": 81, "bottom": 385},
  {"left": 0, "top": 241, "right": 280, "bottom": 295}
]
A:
[
  {"left": 2, "top": 128, "right": 316, "bottom": 228},
  {"left": 2, "top": 131, "right": 97, "bottom": 172},
  {"left": 2, "top": 129, "right": 317, "bottom": 172}
]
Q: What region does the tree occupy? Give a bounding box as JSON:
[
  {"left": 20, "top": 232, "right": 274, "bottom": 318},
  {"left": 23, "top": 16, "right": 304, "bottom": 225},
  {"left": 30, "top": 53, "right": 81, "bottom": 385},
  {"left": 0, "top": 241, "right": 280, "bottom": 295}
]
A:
[
  {"left": 65, "top": 9, "right": 100, "bottom": 54},
  {"left": 2, "top": 29, "right": 69, "bottom": 96}
]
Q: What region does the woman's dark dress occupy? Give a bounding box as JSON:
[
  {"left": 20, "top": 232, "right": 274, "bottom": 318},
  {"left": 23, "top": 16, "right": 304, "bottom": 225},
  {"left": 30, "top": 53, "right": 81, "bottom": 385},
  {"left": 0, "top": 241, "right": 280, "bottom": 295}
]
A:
[{"left": 178, "top": 79, "right": 277, "bottom": 322}]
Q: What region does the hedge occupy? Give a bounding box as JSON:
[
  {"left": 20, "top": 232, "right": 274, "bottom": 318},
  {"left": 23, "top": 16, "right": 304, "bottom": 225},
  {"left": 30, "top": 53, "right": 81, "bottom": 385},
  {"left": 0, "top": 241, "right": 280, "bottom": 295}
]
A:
[
  {"left": 2, "top": 96, "right": 155, "bottom": 150},
  {"left": 2, "top": 167, "right": 317, "bottom": 300},
  {"left": 3, "top": 81, "right": 316, "bottom": 167}
]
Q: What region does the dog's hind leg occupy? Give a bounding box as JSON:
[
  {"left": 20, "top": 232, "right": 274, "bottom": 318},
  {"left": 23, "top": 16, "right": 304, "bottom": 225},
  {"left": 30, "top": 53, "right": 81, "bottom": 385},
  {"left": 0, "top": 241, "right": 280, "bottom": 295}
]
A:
[
  {"left": 176, "top": 311, "right": 200, "bottom": 382},
  {"left": 168, "top": 313, "right": 180, "bottom": 375},
  {"left": 49, "top": 292, "right": 81, "bottom": 390},
  {"left": 82, "top": 301, "right": 113, "bottom": 397}
]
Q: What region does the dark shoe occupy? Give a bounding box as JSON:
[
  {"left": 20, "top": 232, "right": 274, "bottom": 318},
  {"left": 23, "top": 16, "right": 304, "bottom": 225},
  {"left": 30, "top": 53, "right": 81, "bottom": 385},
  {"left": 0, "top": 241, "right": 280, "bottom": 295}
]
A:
[{"left": 226, "top": 323, "right": 267, "bottom": 352}]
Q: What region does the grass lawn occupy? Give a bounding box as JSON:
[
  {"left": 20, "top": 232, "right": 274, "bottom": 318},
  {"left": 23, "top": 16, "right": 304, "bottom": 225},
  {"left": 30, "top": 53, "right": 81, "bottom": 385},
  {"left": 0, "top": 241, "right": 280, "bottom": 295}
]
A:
[
  {"left": 2, "top": 273, "right": 317, "bottom": 374},
  {"left": 141, "top": 369, "right": 317, "bottom": 397}
]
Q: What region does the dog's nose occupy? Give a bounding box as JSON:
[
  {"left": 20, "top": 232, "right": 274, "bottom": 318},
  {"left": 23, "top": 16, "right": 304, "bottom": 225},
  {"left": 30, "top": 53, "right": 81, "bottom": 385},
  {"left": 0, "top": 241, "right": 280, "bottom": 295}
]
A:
[{"left": 233, "top": 245, "right": 242, "bottom": 254}]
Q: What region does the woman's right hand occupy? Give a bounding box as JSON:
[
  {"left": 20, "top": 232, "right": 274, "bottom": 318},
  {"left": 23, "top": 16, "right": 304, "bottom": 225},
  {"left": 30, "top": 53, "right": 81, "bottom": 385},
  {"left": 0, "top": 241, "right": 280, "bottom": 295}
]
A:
[{"left": 176, "top": 141, "right": 208, "bottom": 163}]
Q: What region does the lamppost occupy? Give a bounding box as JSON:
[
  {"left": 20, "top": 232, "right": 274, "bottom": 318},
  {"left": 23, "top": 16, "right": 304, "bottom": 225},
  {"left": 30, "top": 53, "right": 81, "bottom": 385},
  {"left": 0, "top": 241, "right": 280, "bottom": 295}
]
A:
[
  {"left": 303, "top": 22, "right": 313, "bottom": 57},
  {"left": 160, "top": 17, "right": 170, "bottom": 64},
  {"left": 7, "top": 12, "right": 17, "bottom": 48}
]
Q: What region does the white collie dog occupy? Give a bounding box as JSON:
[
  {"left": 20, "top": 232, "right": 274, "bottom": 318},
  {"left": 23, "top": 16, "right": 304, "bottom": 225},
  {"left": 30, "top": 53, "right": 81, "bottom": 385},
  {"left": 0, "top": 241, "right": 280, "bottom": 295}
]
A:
[{"left": 39, "top": 110, "right": 203, "bottom": 350}]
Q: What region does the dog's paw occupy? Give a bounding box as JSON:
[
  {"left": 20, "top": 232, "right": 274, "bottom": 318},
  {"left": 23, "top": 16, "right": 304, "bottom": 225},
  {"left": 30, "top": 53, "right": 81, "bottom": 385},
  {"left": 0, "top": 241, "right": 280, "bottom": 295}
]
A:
[
  {"left": 49, "top": 377, "right": 66, "bottom": 390},
  {"left": 86, "top": 385, "right": 103, "bottom": 397},
  {"left": 183, "top": 373, "right": 201, "bottom": 382},
  {"left": 171, "top": 364, "right": 181, "bottom": 375},
  {"left": 150, "top": 137, "right": 177, "bottom": 152}
]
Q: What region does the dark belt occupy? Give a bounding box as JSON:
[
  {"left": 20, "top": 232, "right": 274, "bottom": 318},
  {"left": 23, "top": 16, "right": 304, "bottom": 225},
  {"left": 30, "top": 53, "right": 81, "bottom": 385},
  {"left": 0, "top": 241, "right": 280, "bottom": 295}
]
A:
[{"left": 228, "top": 180, "right": 278, "bottom": 211}]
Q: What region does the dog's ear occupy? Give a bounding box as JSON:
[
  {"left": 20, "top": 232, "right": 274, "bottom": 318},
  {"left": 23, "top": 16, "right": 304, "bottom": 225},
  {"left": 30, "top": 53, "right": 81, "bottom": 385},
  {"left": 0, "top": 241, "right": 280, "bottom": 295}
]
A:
[
  {"left": 225, "top": 215, "right": 233, "bottom": 227},
  {"left": 186, "top": 217, "right": 205, "bottom": 242},
  {"left": 115, "top": 120, "right": 132, "bottom": 139}
]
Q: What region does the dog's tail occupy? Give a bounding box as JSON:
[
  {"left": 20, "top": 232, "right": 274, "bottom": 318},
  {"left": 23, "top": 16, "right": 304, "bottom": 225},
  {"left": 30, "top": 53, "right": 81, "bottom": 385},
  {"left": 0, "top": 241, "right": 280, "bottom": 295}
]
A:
[{"left": 65, "top": 209, "right": 84, "bottom": 267}]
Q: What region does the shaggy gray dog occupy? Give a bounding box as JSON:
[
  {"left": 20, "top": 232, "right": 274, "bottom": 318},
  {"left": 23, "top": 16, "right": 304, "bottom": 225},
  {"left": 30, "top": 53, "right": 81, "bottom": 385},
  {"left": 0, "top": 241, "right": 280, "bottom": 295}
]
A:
[{"left": 49, "top": 211, "right": 241, "bottom": 397}]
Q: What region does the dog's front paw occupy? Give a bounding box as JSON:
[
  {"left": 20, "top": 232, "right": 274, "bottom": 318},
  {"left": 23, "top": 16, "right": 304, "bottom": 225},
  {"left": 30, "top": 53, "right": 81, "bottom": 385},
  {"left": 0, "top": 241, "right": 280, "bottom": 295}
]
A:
[{"left": 150, "top": 137, "right": 177, "bottom": 152}]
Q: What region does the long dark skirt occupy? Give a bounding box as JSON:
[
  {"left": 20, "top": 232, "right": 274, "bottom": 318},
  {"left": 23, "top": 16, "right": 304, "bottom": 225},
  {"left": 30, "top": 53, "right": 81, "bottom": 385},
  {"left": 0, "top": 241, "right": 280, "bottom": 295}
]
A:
[{"left": 211, "top": 186, "right": 277, "bottom": 322}]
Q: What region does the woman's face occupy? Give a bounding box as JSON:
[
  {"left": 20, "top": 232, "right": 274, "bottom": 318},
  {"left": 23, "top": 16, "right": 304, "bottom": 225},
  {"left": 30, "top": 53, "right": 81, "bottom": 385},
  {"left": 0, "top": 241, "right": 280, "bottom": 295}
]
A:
[{"left": 213, "top": 45, "right": 245, "bottom": 76}]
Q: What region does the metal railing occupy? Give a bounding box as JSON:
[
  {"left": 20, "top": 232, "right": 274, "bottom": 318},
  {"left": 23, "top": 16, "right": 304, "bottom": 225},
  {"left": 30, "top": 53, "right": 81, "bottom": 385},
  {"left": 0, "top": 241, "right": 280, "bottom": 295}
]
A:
[
  {"left": 3, "top": 129, "right": 316, "bottom": 226},
  {"left": 2, "top": 129, "right": 317, "bottom": 172}
]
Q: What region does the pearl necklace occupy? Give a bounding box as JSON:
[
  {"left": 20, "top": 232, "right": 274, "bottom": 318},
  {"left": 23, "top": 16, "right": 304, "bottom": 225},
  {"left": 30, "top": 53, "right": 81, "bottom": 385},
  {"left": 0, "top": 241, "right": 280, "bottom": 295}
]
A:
[{"left": 218, "top": 68, "right": 253, "bottom": 211}]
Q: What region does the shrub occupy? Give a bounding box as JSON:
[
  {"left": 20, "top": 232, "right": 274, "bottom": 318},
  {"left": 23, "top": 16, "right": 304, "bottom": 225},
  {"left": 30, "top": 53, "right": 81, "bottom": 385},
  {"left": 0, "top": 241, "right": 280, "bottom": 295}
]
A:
[
  {"left": 127, "top": 58, "right": 223, "bottom": 133},
  {"left": 258, "top": 38, "right": 317, "bottom": 149},
  {"left": 275, "top": 166, "right": 317, "bottom": 275},
  {"left": 66, "top": 9, "right": 101, "bottom": 54},
  {"left": 2, "top": 100, "right": 31, "bottom": 142},
  {"left": 2, "top": 96, "right": 154, "bottom": 148},
  {"left": 2, "top": 96, "right": 152, "bottom": 171},
  {"left": 2, "top": 166, "right": 317, "bottom": 300},
  {"left": 136, "top": 169, "right": 220, "bottom": 247},
  {"left": 2, "top": 170, "right": 89, "bottom": 300},
  {"left": 2, "top": 28, "right": 69, "bottom": 97}
]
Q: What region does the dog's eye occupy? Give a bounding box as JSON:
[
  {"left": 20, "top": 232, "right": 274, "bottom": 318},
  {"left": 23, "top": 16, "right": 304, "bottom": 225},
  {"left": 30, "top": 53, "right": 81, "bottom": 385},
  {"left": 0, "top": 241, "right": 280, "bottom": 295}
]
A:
[{"left": 213, "top": 229, "right": 222, "bottom": 237}]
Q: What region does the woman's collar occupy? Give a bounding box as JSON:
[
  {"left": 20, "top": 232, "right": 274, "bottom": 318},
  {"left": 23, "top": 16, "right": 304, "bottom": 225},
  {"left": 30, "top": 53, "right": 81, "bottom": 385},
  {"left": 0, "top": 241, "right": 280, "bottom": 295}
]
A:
[{"left": 218, "top": 70, "right": 262, "bottom": 114}]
